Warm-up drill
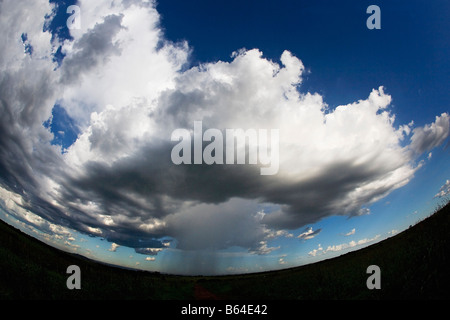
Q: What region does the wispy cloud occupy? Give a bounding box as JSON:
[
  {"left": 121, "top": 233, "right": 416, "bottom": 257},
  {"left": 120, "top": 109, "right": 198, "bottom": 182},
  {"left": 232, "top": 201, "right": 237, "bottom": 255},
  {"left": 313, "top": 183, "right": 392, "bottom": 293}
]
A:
[
  {"left": 344, "top": 228, "right": 356, "bottom": 236},
  {"left": 388, "top": 229, "right": 398, "bottom": 236},
  {"left": 297, "top": 227, "right": 322, "bottom": 240},
  {"left": 434, "top": 180, "right": 450, "bottom": 199},
  {"left": 308, "top": 235, "right": 381, "bottom": 257}
]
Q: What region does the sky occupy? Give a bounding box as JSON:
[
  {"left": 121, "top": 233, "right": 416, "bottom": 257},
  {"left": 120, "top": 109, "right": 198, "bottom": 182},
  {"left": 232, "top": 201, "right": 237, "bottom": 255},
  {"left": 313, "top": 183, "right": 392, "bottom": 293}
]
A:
[{"left": 0, "top": 0, "right": 449, "bottom": 276}]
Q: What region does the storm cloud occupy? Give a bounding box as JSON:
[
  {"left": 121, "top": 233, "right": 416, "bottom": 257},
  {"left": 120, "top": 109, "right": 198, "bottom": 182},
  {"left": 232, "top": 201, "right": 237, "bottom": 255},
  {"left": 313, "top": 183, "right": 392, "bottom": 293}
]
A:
[{"left": 0, "top": 0, "right": 449, "bottom": 273}]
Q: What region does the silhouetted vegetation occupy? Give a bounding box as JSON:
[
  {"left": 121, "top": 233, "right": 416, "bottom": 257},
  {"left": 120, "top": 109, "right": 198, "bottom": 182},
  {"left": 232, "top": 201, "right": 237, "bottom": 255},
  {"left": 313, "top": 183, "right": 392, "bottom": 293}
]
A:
[{"left": 1, "top": 201, "right": 449, "bottom": 300}]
